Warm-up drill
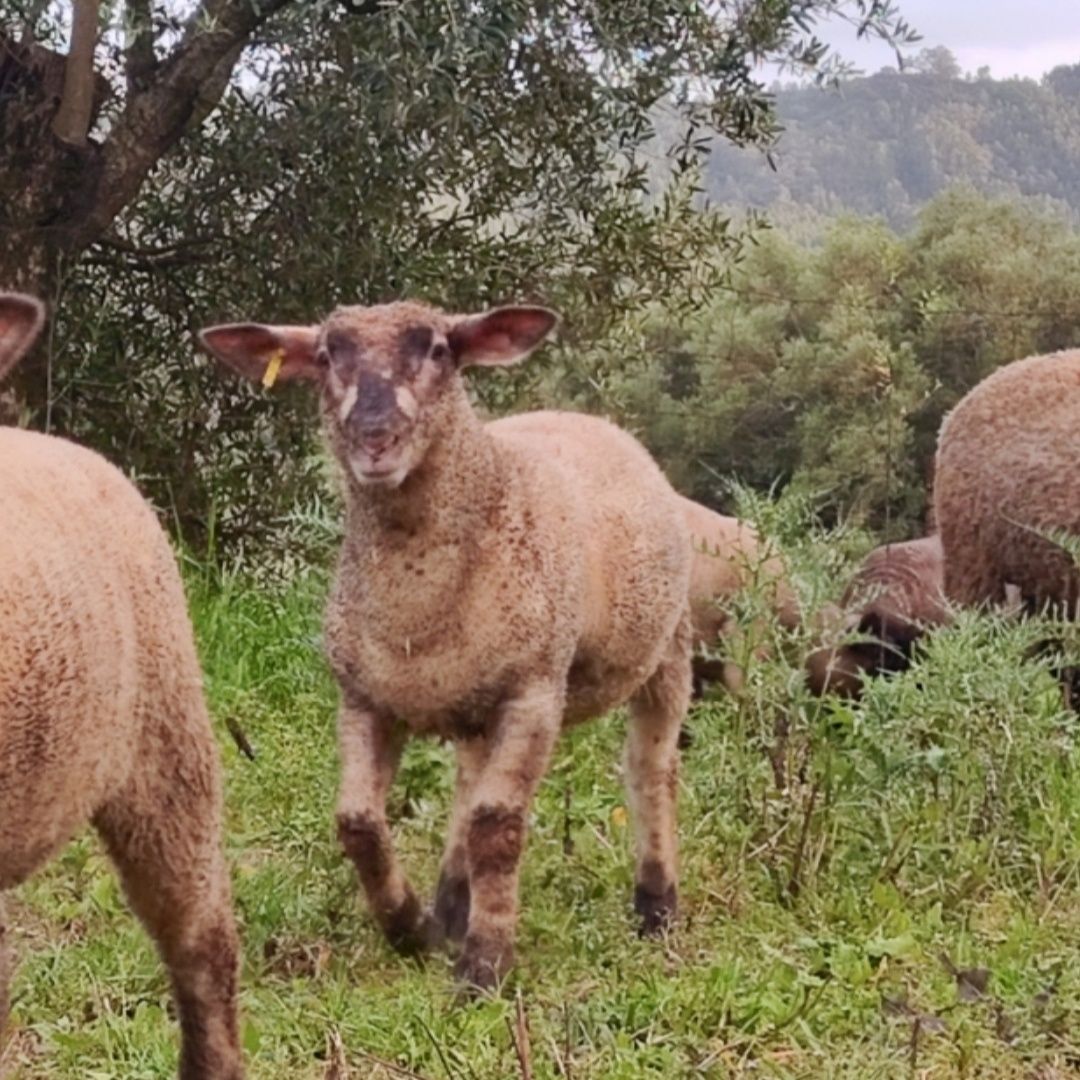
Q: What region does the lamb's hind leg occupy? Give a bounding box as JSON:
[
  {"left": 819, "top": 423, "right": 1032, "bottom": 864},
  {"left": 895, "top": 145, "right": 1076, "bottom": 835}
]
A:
[
  {"left": 336, "top": 705, "right": 426, "bottom": 952},
  {"left": 626, "top": 613, "right": 692, "bottom": 935},
  {"left": 94, "top": 739, "right": 241, "bottom": 1079},
  {"left": 0, "top": 896, "right": 10, "bottom": 1040},
  {"left": 456, "top": 682, "right": 562, "bottom": 991}
]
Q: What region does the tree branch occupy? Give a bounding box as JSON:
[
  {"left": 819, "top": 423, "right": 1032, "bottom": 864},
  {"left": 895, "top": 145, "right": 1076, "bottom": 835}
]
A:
[
  {"left": 82, "top": 0, "right": 299, "bottom": 243},
  {"left": 17, "top": 0, "right": 52, "bottom": 45},
  {"left": 125, "top": 0, "right": 156, "bottom": 95},
  {"left": 52, "top": 0, "right": 101, "bottom": 145}
]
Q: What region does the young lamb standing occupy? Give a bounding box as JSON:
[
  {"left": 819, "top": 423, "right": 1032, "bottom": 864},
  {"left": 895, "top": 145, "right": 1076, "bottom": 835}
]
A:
[
  {"left": 200, "top": 301, "right": 693, "bottom": 990},
  {"left": 0, "top": 293, "right": 242, "bottom": 1079},
  {"left": 935, "top": 349, "right": 1080, "bottom": 615},
  {"left": 805, "top": 535, "right": 949, "bottom": 698}
]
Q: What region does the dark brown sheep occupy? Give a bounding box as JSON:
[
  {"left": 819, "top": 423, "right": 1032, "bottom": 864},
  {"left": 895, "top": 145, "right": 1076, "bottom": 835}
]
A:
[{"left": 805, "top": 535, "right": 948, "bottom": 698}]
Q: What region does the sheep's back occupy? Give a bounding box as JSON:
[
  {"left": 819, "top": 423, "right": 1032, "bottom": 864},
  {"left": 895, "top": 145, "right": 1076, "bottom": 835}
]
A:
[
  {"left": 0, "top": 430, "right": 206, "bottom": 886},
  {"left": 678, "top": 496, "right": 798, "bottom": 638},
  {"left": 935, "top": 350, "right": 1080, "bottom": 610},
  {"left": 488, "top": 410, "right": 690, "bottom": 715},
  {"left": 844, "top": 535, "right": 948, "bottom": 627}
]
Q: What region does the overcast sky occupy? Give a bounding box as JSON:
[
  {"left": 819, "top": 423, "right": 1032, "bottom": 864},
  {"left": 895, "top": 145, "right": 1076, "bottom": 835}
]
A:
[{"left": 821, "top": 0, "right": 1080, "bottom": 80}]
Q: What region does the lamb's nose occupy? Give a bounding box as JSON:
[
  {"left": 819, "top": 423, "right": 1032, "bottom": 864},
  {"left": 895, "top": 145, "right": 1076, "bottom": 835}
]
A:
[{"left": 361, "top": 426, "right": 396, "bottom": 457}]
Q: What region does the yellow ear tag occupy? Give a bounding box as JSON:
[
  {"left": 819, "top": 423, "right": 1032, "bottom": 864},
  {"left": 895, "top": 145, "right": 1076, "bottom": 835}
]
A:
[{"left": 262, "top": 348, "right": 285, "bottom": 389}]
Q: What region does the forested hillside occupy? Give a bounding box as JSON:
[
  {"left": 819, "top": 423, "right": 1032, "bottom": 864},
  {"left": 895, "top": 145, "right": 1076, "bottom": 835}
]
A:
[
  {"left": 701, "top": 52, "right": 1080, "bottom": 227},
  {"left": 545, "top": 189, "right": 1080, "bottom": 538}
]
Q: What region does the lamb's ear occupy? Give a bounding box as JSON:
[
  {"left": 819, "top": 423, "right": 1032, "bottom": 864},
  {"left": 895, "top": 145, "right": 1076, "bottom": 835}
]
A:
[
  {"left": 449, "top": 306, "right": 558, "bottom": 369},
  {"left": 0, "top": 292, "right": 45, "bottom": 381},
  {"left": 198, "top": 322, "right": 323, "bottom": 384}
]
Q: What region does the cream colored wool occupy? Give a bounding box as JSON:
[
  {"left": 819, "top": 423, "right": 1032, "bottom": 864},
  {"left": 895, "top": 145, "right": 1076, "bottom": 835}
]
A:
[
  {"left": 935, "top": 349, "right": 1080, "bottom": 612},
  {"left": 325, "top": 402, "right": 693, "bottom": 988},
  {"left": 0, "top": 295, "right": 241, "bottom": 1079}
]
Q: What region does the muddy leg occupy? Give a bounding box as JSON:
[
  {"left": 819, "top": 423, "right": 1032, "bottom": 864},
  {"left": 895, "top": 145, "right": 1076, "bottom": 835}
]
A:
[
  {"left": 430, "top": 737, "right": 488, "bottom": 950},
  {"left": 0, "top": 896, "right": 10, "bottom": 1040},
  {"left": 456, "top": 684, "right": 561, "bottom": 991},
  {"left": 95, "top": 772, "right": 242, "bottom": 1079},
  {"left": 626, "top": 615, "right": 692, "bottom": 935},
  {"left": 335, "top": 705, "right": 424, "bottom": 952}
]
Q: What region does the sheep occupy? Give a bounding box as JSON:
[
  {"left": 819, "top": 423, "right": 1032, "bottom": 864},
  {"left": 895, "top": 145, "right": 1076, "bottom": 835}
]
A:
[
  {"left": 679, "top": 495, "right": 799, "bottom": 697},
  {"left": 0, "top": 292, "right": 242, "bottom": 1079},
  {"left": 935, "top": 349, "right": 1080, "bottom": 615},
  {"left": 805, "top": 535, "right": 948, "bottom": 698},
  {"left": 200, "top": 300, "right": 693, "bottom": 991}
]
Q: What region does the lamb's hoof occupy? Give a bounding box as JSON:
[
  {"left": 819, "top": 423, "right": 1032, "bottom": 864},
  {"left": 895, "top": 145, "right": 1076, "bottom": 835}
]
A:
[
  {"left": 453, "top": 936, "right": 512, "bottom": 996},
  {"left": 383, "top": 894, "right": 432, "bottom": 957},
  {"left": 634, "top": 883, "right": 678, "bottom": 937},
  {"left": 431, "top": 871, "right": 471, "bottom": 949}
]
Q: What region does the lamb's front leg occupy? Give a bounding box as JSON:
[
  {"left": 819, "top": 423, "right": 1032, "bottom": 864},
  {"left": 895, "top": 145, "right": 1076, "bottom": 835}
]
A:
[
  {"left": 456, "top": 683, "right": 562, "bottom": 991},
  {"left": 430, "top": 737, "right": 489, "bottom": 950},
  {"left": 336, "top": 703, "right": 424, "bottom": 952}
]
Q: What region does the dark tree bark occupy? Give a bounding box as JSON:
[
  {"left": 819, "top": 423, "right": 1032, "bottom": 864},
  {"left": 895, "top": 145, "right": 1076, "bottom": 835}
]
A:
[{"left": 0, "top": 0, "right": 296, "bottom": 420}]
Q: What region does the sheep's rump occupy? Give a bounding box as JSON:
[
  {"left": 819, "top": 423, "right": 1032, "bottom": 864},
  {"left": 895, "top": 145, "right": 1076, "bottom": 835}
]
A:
[
  {"left": 0, "top": 430, "right": 206, "bottom": 887},
  {"left": 488, "top": 410, "right": 691, "bottom": 720},
  {"left": 935, "top": 350, "right": 1080, "bottom": 612}
]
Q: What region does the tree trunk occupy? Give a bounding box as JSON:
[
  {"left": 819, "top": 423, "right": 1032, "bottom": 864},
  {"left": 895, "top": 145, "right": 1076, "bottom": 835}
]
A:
[
  {"left": 0, "top": 31, "right": 105, "bottom": 421},
  {"left": 0, "top": 0, "right": 297, "bottom": 424}
]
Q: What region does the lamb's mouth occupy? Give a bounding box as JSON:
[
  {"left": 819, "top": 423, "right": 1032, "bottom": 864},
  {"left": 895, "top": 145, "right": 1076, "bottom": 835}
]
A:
[{"left": 350, "top": 452, "right": 409, "bottom": 487}]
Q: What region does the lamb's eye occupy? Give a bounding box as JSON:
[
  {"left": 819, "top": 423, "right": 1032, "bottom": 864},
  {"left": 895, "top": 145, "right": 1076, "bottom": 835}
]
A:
[
  {"left": 431, "top": 342, "right": 451, "bottom": 364},
  {"left": 315, "top": 347, "right": 330, "bottom": 368}
]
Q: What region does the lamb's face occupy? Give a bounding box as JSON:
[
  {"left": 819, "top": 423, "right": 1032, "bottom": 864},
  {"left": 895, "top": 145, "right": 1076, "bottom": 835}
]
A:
[
  {"left": 200, "top": 300, "right": 557, "bottom": 489},
  {"left": 317, "top": 304, "right": 458, "bottom": 488}
]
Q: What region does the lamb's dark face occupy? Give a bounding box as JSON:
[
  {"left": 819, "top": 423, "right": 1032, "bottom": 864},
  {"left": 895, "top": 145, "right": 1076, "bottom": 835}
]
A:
[
  {"left": 318, "top": 306, "right": 457, "bottom": 487},
  {"left": 200, "top": 300, "right": 557, "bottom": 489}
]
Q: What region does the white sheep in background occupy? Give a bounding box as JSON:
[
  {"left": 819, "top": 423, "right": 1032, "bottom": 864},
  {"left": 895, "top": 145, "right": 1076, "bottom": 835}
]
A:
[
  {"left": 678, "top": 495, "right": 800, "bottom": 698},
  {"left": 201, "top": 300, "right": 693, "bottom": 991},
  {"left": 0, "top": 293, "right": 242, "bottom": 1079}
]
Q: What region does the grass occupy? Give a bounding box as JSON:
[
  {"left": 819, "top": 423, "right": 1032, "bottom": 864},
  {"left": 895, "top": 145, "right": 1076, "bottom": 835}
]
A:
[{"left": 4, "top": 535, "right": 1080, "bottom": 1078}]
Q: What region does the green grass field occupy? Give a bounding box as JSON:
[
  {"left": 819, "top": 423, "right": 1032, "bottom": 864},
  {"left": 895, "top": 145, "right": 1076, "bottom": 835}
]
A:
[{"left": 4, "top": 548, "right": 1080, "bottom": 1079}]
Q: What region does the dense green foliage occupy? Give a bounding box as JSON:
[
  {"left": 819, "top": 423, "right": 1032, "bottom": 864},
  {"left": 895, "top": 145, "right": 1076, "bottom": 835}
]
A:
[
  {"left": 700, "top": 53, "right": 1080, "bottom": 228},
  {"left": 9, "top": 8, "right": 1080, "bottom": 1079},
  {"left": 6, "top": 516, "right": 1080, "bottom": 1077},
  {"left": 550, "top": 189, "right": 1080, "bottom": 537},
  {"left": 4, "top": 0, "right": 914, "bottom": 555}
]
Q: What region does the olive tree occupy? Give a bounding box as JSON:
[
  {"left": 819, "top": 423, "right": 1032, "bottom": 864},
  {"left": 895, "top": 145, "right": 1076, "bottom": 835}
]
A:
[{"left": 0, "top": 0, "right": 915, "bottom": 552}]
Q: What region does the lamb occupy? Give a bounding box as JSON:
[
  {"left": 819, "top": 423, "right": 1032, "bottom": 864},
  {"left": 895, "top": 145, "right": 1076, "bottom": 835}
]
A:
[
  {"left": 935, "top": 349, "right": 1080, "bottom": 615},
  {"left": 200, "top": 300, "right": 693, "bottom": 991},
  {"left": 805, "top": 535, "right": 949, "bottom": 698},
  {"left": 0, "top": 292, "right": 242, "bottom": 1079},
  {"left": 679, "top": 495, "right": 799, "bottom": 696}
]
